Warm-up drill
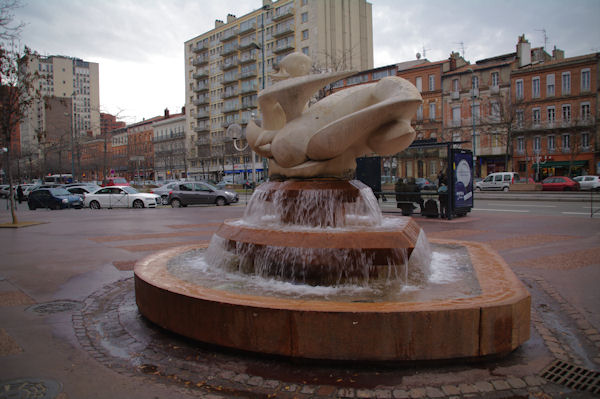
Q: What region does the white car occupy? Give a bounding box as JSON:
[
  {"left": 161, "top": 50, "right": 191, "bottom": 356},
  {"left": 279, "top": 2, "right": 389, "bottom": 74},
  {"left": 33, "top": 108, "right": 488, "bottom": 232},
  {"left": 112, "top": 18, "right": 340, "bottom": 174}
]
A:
[
  {"left": 84, "top": 185, "right": 161, "bottom": 209},
  {"left": 573, "top": 175, "right": 600, "bottom": 191}
]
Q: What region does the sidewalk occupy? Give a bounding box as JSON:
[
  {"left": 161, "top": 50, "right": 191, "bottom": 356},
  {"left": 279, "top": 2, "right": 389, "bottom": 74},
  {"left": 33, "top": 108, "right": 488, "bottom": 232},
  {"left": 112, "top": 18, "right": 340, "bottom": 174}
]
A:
[{"left": 0, "top": 205, "right": 599, "bottom": 398}]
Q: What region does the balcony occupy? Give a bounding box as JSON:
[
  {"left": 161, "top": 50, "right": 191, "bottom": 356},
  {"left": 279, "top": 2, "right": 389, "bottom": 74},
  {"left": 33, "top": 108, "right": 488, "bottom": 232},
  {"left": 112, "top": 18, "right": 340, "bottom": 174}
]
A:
[
  {"left": 577, "top": 116, "right": 595, "bottom": 126},
  {"left": 239, "top": 53, "right": 258, "bottom": 64},
  {"left": 194, "top": 124, "right": 210, "bottom": 133},
  {"left": 239, "top": 39, "right": 259, "bottom": 50},
  {"left": 238, "top": 22, "right": 256, "bottom": 35},
  {"left": 273, "top": 25, "right": 294, "bottom": 38},
  {"left": 272, "top": 8, "right": 294, "bottom": 22},
  {"left": 221, "top": 89, "right": 239, "bottom": 99},
  {"left": 193, "top": 96, "right": 209, "bottom": 106},
  {"left": 240, "top": 85, "right": 258, "bottom": 94},
  {"left": 196, "top": 137, "right": 210, "bottom": 146},
  {"left": 221, "top": 43, "right": 239, "bottom": 56},
  {"left": 153, "top": 132, "right": 185, "bottom": 143},
  {"left": 450, "top": 91, "right": 460, "bottom": 100},
  {"left": 220, "top": 59, "right": 239, "bottom": 70},
  {"left": 196, "top": 109, "right": 209, "bottom": 120},
  {"left": 220, "top": 29, "right": 238, "bottom": 42},
  {"left": 273, "top": 43, "right": 294, "bottom": 54},
  {"left": 222, "top": 73, "right": 239, "bottom": 84},
  {"left": 192, "top": 42, "right": 208, "bottom": 53},
  {"left": 192, "top": 56, "right": 209, "bottom": 66},
  {"left": 240, "top": 69, "right": 257, "bottom": 79},
  {"left": 193, "top": 69, "right": 209, "bottom": 79},
  {"left": 223, "top": 105, "right": 239, "bottom": 114},
  {"left": 193, "top": 82, "right": 209, "bottom": 92},
  {"left": 490, "top": 85, "right": 500, "bottom": 95}
]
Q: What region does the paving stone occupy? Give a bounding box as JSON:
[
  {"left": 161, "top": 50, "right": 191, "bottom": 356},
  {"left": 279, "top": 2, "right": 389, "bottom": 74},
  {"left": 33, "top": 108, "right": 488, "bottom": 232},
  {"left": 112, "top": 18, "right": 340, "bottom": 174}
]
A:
[
  {"left": 458, "top": 383, "right": 478, "bottom": 394},
  {"left": 300, "top": 385, "right": 316, "bottom": 394},
  {"left": 374, "top": 388, "right": 392, "bottom": 398},
  {"left": 392, "top": 388, "right": 410, "bottom": 398},
  {"left": 424, "top": 386, "right": 444, "bottom": 398},
  {"left": 338, "top": 387, "right": 355, "bottom": 398},
  {"left": 263, "top": 379, "right": 280, "bottom": 389},
  {"left": 232, "top": 373, "right": 249, "bottom": 384},
  {"left": 247, "top": 376, "right": 263, "bottom": 386},
  {"left": 491, "top": 380, "right": 510, "bottom": 390},
  {"left": 507, "top": 377, "right": 527, "bottom": 389},
  {"left": 524, "top": 375, "right": 546, "bottom": 386},
  {"left": 474, "top": 381, "right": 494, "bottom": 392},
  {"left": 408, "top": 387, "right": 426, "bottom": 398},
  {"left": 282, "top": 384, "right": 298, "bottom": 392},
  {"left": 357, "top": 389, "right": 376, "bottom": 398},
  {"left": 441, "top": 385, "right": 460, "bottom": 395}
]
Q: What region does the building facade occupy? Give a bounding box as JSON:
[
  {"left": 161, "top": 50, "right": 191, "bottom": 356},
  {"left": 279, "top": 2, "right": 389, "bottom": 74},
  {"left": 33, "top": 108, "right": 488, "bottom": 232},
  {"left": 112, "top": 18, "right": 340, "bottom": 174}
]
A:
[
  {"left": 510, "top": 44, "right": 599, "bottom": 179},
  {"left": 152, "top": 112, "right": 187, "bottom": 181},
  {"left": 183, "top": 0, "right": 373, "bottom": 180}
]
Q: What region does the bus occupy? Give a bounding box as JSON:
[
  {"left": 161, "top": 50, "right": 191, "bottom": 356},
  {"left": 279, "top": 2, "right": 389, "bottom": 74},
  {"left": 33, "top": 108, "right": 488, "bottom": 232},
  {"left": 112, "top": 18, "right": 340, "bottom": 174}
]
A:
[{"left": 43, "top": 174, "right": 73, "bottom": 184}]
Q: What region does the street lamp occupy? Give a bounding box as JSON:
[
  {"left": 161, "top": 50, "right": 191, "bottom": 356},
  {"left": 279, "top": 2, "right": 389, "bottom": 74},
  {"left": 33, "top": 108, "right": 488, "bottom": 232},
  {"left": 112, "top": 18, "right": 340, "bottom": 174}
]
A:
[
  {"left": 466, "top": 68, "right": 477, "bottom": 177},
  {"left": 65, "top": 111, "right": 75, "bottom": 180}
]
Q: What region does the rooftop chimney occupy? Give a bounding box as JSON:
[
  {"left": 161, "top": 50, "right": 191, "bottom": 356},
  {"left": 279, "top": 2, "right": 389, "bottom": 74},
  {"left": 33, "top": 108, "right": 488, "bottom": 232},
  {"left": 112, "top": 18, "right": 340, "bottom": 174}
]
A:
[
  {"left": 164, "top": 108, "right": 170, "bottom": 119},
  {"left": 227, "top": 14, "right": 236, "bottom": 23},
  {"left": 516, "top": 34, "right": 531, "bottom": 67},
  {"left": 215, "top": 19, "right": 224, "bottom": 28},
  {"left": 552, "top": 46, "right": 565, "bottom": 60}
]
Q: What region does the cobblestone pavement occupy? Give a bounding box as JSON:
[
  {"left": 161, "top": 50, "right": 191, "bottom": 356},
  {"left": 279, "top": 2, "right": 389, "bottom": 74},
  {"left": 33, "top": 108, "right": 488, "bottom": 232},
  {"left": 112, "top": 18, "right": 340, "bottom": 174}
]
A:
[{"left": 1, "top": 205, "right": 599, "bottom": 398}]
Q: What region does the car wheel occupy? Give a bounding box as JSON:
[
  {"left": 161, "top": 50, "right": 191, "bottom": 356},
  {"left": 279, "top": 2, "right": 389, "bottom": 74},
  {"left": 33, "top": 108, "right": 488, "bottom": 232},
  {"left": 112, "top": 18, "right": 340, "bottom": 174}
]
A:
[
  {"left": 133, "top": 199, "right": 144, "bottom": 209},
  {"left": 502, "top": 186, "right": 509, "bottom": 192},
  {"left": 90, "top": 200, "right": 101, "bottom": 209},
  {"left": 475, "top": 187, "right": 481, "bottom": 192},
  {"left": 161, "top": 195, "right": 168, "bottom": 205},
  {"left": 215, "top": 197, "right": 226, "bottom": 206},
  {"left": 171, "top": 198, "right": 182, "bottom": 208}
]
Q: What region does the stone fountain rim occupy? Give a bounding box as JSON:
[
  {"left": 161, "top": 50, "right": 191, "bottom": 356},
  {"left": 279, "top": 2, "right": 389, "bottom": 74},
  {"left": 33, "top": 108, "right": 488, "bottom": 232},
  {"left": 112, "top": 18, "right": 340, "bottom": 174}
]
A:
[{"left": 134, "top": 238, "right": 529, "bottom": 312}]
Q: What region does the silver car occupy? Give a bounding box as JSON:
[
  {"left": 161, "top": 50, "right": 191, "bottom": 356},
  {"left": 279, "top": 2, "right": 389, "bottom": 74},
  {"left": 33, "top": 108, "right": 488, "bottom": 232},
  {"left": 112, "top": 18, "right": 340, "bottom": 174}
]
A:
[{"left": 168, "top": 182, "right": 238, "bottom": 207}]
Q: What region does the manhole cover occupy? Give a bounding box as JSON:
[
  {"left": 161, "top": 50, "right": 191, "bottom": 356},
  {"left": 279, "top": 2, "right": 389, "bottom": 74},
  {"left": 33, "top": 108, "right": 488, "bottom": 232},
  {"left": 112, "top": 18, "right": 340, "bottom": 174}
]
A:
[
  {"left": 540, "top": 360, "right": 600, "bottom": 394},
  {"left": 27, "top": 300, "right": 82, "bottom": 314},
  {"left": 0, "top": 378, "right": 62, "bottom": 399}
]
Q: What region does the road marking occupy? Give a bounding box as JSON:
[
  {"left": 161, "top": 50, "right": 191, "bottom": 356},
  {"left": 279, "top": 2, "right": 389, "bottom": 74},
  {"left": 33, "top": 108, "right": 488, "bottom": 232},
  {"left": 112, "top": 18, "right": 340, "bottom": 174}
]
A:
[
  {"left": 561, "top": 212, "right": 592, "bottom": 215},
  {"left": 486, "top": 203, "right": 557, "bottom": 208},
  {"left": 472, "top": 208, "right": 530, "bottom": 213}
]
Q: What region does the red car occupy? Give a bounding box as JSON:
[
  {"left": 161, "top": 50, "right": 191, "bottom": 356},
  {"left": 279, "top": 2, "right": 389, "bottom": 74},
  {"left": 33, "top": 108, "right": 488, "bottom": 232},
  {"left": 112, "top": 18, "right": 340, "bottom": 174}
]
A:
[
  {"left": 541, "top": 176, "right": 580, "bottom": 191},
  {"left": 102, "top": 177, "right": 130, "bottom": 187}
]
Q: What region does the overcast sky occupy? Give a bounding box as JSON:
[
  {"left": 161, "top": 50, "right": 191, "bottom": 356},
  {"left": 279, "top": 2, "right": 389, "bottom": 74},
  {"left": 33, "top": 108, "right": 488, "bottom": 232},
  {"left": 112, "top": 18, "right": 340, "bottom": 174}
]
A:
[{"left": 13, "top": 0, "right": 600, "bottom": 124}]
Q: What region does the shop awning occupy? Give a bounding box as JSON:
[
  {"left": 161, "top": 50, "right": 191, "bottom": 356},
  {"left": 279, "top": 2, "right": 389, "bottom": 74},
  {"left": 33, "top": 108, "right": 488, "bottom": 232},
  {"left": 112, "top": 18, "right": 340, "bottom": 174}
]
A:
[{"left": 532, "top": 160, "right": 587, "bottom": 168}]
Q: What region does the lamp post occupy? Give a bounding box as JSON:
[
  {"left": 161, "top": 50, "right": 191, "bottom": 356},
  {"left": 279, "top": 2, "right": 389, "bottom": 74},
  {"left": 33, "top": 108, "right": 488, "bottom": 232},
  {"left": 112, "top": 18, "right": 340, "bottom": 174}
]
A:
[
  {"left": 466, "top": 68, "right": 477, "bottom": 177},
  {"left": 65, "top": 111, "right": 75, "bottom": 180}
]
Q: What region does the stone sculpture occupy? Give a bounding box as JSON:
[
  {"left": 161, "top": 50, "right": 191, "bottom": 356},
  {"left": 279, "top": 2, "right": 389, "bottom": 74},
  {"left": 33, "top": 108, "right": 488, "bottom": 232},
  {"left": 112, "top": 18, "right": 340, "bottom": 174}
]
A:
[{"left": 246, "top": 52, "right": 423, "bottom": 179}]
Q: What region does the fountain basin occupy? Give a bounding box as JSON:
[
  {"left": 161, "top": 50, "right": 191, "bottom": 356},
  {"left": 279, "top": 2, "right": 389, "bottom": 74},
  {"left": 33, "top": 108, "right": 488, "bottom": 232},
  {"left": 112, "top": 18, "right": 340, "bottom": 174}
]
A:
[{"left": 134, "top": 238, "right": 530, "bottom": 362}]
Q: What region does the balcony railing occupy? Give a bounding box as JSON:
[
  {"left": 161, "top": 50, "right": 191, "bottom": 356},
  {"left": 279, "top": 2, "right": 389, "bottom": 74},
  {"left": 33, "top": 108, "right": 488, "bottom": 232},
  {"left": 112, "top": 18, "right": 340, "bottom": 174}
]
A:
[
  {"left": 273, "top": 43, "right": 294, "bottom": 54},
  {"left": 577, "top": 116, "right": 595, "bottom": 126},
  {"left": 223, "top": 105, "right": 240, "bottom": 114},
  {"left": 221, "top": 89, "right": 239, "bottom": 99},
  {"left": 194, "top": 83, "right": 209, "bottom": 92},
  {"left": 222, "top": 73, "right": 239, "bottom": 84},
  {"left": 192, "top": 56, "right": 209, "bottom": 66},
  {"left": 196, "top": 110, "right": 209, "bottom": 120},
  {"left": 272, "top": 8, "right": 294, "bottom": 21},
  {"left": 192, "top": 42, "right": 208, "bottom": 53},
  {"left": 272, "top": 25, "right": 294, "bottom": 38},
  {"left": 193, "top": 96, "right": 209, "bottom": 106},
  {"left": 193, "top": 69, "right": 209, "bottom": 79},
  {"left": 220, "top": 29, "right": 238, "bottom": 42},
  {"left": 239, "top": 53, "right": 258, "bottom": 64},
  {"left": 220, "top": 59, "right": 239, "bottom": 70},
  {"left": 238, "top": 22, "right": 256, "bottom": 35},
  {"left": 153, "top": 132, "right": 185, "bottom": 142},
  {"left": 193, "top": 125, "right": 210, "bottom": 133},
  {"left": 240, "top": 86, "right": 258, "bottom": 94},
  {"left": 221, "top": 43, "right": 239, "bottom": 56},
  {"left": 240, "top": 69, "right": 257, "bottom": 79},
  {"left": 239, "top": 39, "right": 258, "bottom": 50}
]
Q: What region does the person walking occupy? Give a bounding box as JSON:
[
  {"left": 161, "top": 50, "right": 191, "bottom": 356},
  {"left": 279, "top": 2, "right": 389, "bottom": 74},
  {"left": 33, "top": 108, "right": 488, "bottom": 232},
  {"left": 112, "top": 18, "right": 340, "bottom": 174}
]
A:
[{"left": 17, "top": 185, "right": 24, "bottom": 204}]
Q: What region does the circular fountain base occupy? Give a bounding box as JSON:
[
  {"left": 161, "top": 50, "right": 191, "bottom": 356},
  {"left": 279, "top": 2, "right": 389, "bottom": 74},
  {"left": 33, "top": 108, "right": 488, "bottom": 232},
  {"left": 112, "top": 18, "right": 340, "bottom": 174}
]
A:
[{"left": 134, "top": 238, "right": 530, "bottom": 362}]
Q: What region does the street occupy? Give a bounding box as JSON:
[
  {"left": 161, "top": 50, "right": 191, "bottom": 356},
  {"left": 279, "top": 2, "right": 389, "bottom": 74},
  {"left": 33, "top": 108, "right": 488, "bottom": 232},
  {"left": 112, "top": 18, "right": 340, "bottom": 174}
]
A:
[{"left": 0, "top": 195, "right": 599, "bottom": 398}]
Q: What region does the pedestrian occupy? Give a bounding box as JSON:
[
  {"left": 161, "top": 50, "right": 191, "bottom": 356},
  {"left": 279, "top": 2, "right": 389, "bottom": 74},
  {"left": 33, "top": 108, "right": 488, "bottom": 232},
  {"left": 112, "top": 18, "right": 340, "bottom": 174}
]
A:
[{"left": 17, "top": 185, "right": 24, "bottom": 204}]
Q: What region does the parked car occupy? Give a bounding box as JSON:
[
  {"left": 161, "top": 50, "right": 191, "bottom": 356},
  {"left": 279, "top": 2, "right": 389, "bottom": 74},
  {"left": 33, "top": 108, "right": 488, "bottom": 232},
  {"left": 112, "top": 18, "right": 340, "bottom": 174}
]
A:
[
  {"left": 27, "top": 187, "right": 83, "bottom": 210},
  {"left": 168, "top": 182, "right": 238, "bottom": 207},
  {"left": 152, "top": 181, "right": 185, "bottom": 205},
  {"left": 0, "top": 184, "right": 11, "bottom": 198},
  {"left": 84, "top": 186, "right": 161, "bottom": 209},
  {"left": 541, "top": 176, "right": 580, "bottom": 191},
  {"left": 66, "top": 184, "right": 101, "bottom": 197},
  {"left": 415, "top": 178, "right": 437, "bottom": 191},
  {"left": 476, "top": 172, "right": 520, "bottom": 191},
  {"left": 573, "top": 175, "right": 600, "bottom": 191}
]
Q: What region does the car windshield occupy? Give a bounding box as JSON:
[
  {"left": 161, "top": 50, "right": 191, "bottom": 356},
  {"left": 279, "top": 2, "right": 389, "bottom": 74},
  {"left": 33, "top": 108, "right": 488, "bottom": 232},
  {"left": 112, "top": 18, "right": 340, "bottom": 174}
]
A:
[
  {"left": 49, "top": 188, "right": 71, "bottom": 196},
  {"left": 203, "top": 182, "right": 219, "bottom": 191},
  {"left": 122, "top": 186, "right": 139, "bottom": 194},
  {"left": 112, "top": 178, "right": 128, "bottom": 184}
]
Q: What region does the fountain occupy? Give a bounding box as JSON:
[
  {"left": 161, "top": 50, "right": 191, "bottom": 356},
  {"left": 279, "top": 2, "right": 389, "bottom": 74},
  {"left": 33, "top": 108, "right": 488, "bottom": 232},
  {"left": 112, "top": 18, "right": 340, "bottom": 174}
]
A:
[{"left": 135, "top": 53, "right": 530, "bottom": 361}]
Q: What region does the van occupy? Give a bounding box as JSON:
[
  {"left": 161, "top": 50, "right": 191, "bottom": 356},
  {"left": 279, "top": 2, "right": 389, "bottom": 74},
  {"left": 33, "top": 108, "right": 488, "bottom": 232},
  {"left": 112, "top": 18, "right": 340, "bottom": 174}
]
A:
[{"left": 476, "top": 172, "right": 520, "bottom": 191}]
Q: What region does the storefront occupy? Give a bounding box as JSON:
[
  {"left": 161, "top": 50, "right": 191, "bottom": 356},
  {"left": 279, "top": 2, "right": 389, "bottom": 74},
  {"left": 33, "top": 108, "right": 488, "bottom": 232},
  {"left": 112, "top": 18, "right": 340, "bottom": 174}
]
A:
[{"left": 531, "top": 160, "right": 588, "bottom": 180}]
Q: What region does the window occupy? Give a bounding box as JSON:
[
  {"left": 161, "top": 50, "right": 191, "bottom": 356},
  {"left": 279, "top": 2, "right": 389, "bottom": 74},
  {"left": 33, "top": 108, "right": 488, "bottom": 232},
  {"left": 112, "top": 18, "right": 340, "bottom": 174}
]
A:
[
  {"left": 429, "top": 102, "right": 436, "bottom": 121},
  {"left": 561, "top": 72, "right": 571, "bottom": 95},
  {"left": 532, "top": 76, "right": 540, "bottom": 98},
  {"left": 428, "top": 75, "right": 435, "bottom": 91},
  {"left": 533, "top": 136, "right": 541, "bottom": 153},
  {"left": 517, "top": 136, "right": 525, "bottom": 153},
  {"left": 415, "top": 76, "right": 422, "bottom": 92},
  {"left": 490, "top": 102, "right": 500, "bottom": 120},
  {"left": 546, "top": 74, "right": 555, "bottom": 96},
  {"left": 472, "top": 75, "right": 479, "bottom": 89},
  {"left": 416, "top": 105, "right": 423, "bottom": 121},
  {"left": 547, "top": 106, "right": 555, "bottom": 125},
  {"left": 516, "top": 79, "right": 523, "bottom": 99},
  {"left": 532, "top": 108, "right": 541, "bottom": 125},
  {"left": 302, "top": 29, "right": 308, "bottom": 40},
  {"left": 372, "top": 68, "right": 395, "bottom": 80},
  {"left": 562, "top": 134, "right": 570, "bottom": 152},
  {"left": 562, "top": 104, "right": 571, "bottom": 123},
  {"left": 581, "top": 68, "right": 591, "bottom": 91},
  {"left": 548, "top": 135, "right": 555, "bottom": 152},
  {"left": 301, "top": 47, "right": 309, "bottom": 56},
  {"left": 582, "top": 132, "right": 590, "bottom": 150},
  {"left": 301, "top": 12, "right": 308, "bottom": 23},
  {"left": 452, "top": 107, "right": 461, "bottom": 126},
  {"left": 581, "top": 102, "right": 591, "bottom": 121},
  {"left": 516, "top": 109, "right": 524, "bottom": 127},
  {"left": 452, "top": 78, "right": 458, "bottom": 92},
  {"left": 491, "top": 72, "right": 499, "bottom": 87}
]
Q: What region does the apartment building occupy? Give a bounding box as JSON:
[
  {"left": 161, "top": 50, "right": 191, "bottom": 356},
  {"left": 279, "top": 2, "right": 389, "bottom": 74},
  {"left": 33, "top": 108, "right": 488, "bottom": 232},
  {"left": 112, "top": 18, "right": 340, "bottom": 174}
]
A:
[
  {"left": 100, "top": 113, "right": 126, "bottom": 136},
  {"left": 153, "top": 111, "right": 187, "bottom": 181},
  {"left": 184, "top": 0, "right": 373, "bottom": 180},
  {"left": 511, "top": 39, "right": 599, "bottom": 179},
  {"left": 20, "top": 55, "right": 100, "bottom": 168}
]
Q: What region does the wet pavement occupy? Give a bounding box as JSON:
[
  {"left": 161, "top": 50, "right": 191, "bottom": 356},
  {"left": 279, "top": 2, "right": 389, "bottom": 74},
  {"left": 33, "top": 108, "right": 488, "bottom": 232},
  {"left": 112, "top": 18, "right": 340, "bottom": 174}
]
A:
[{"left": 0, "top": 202, "right": 599, "bottom": 398}]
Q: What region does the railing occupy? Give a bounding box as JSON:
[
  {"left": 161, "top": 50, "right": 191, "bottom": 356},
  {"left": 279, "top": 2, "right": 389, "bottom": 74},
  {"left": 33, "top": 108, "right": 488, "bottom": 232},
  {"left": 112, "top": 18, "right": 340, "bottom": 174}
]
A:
[
  {"left": 193, "top": 69, "right": 209, "bottom": 79},
  {"left": 192, "top": 56, "right": 209, "bottom": 66},
  {"left": 272, "top": 8, "right": 294, "bottom": 21},
  {"left": 220, "top": 59, "right": 238, "bottom": 70},
  {"left": 153, "top": 132, "right": 185, "bottom": 142},
  {"left": 272, "top": 25, "right": 294, "bottom": 38},
  {"left": 238, "top": 22, "right": 256, "bottom": 35},
  {"left": 192, "top": 42, "right": 208, "bottom": 53}
]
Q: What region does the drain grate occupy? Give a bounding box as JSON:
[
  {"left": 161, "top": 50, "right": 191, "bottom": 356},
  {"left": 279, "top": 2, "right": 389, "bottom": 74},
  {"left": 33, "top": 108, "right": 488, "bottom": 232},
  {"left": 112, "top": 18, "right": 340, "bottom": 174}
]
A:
[{"left": 540, "top": 360, "right": 600, "bottom": 394}]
